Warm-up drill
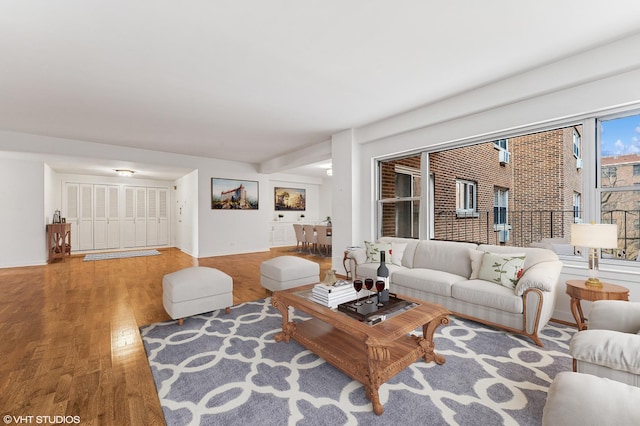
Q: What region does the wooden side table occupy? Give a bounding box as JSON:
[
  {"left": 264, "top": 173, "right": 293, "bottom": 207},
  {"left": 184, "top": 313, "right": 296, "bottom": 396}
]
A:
[
  {"left": 565, "top": 279, "right": 629, "bottom": 331},
  {"left": 46, "top": 223, "right": 71, "bottom": 263}
]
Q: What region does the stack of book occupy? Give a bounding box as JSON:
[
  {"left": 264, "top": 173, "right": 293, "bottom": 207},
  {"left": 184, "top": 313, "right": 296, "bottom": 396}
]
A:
[{"left": 311, "top": 280, "right": 357, "bottom": 308}]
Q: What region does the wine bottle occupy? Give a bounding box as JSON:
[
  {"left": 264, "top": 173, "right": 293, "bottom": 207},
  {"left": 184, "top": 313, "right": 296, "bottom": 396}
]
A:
[{"left": 377, "top": 251, "right": 389, "bottom": 287}]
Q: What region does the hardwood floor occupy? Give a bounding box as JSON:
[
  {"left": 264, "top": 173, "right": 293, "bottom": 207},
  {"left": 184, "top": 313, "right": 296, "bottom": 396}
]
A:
[{"left": 0, "top": 247, "right": 333, "bottom": 425}]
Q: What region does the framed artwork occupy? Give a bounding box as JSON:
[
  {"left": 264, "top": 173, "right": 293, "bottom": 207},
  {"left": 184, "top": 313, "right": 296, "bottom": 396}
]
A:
[
  {"left": 211, "top": 178, "right": 259, "bottom": 209},
  {"left": 274, "top": 187, "right": 306, "bottom": 211}
]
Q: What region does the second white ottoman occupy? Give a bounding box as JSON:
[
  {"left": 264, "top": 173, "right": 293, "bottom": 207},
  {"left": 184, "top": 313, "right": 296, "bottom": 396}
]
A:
[
  {"left": 163, "top": 266, "right": 233, "bottom": 325},
  {"left": 260, "top": 256, "right": 320, "bottom": 292}
]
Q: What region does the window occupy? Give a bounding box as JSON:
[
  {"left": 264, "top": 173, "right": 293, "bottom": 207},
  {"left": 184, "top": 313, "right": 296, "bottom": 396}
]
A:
[
  {"left": 573, "top": 193, "right": 581, "bottom": 223},
  {"left": 493, "top": 139, "right": 508, "bottom": 150},
  {"left": 377, "top": 156, "right": 421, "bottom": 239},
  {"left": 456, "top": 180, "right": 476, "bottom": 216},
  {"left": 599, "top": 113, "right": 640, "bottom": 261},
  {"left": 573, "top": 129, "right": 581, "bottom": 158},
  {"left": 493, "top": 188, "right": 508, "bottom": 226}
]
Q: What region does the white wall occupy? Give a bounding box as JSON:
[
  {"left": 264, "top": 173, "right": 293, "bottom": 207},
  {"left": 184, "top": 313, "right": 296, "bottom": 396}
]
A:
[
  {"left": 0, "top": 157, "right": 46, "bottom": 267},
  {"left": 0, "top": 131, "right": 322, "bottom": 266}
]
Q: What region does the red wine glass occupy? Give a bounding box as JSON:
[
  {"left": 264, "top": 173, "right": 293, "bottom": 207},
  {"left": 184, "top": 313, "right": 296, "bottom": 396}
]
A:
[
  {"left": 375, "top": 280, "right": 385, "bottom": 307},
  {"left": 364, "top": 278, "right": 374, "bottom": 304},
  {"left": 353, "top": 279, "right": 363, "bottom": 306}
]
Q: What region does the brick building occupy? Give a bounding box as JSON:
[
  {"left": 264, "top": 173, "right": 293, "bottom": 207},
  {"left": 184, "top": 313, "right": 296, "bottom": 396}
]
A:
[
  {"left": 601, "top": 153, "right": 640, "bottom": 259},
  {"left": 380, "top": 125, "right": 584, "bottom": 246}
]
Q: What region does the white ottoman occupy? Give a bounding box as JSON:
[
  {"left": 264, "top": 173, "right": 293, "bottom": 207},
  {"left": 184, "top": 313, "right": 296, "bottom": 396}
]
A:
[
  {"left": 163, "top": 266, "right": 233, "bottom": 325},
  {"left": 260, "top": 256, "right": 320, "bottom": 292}
]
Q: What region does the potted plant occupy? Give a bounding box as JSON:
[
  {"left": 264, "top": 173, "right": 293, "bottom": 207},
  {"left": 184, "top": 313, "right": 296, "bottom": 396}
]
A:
[{"left": 326, "top": 216, "right": 332, "bottom": 226}]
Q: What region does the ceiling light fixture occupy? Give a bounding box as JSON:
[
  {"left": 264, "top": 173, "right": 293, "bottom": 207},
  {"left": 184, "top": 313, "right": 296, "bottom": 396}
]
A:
[{"left": 115, "top": 169, "right": 134, "bottom": 177}]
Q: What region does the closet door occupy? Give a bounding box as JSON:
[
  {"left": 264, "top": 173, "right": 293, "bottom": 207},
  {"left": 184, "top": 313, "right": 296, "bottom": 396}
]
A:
[
  {"left": 107, "top": 186, "right": 120, "bottom": 249},
  {"left": 93, "top": 185, "right": 108, "bottom": 250},
  {"left": 123, "top": 187, "right": 136, "bottom": 248},
  {"left": 146, "top": 188, "right": 159, "bottom": 246},
  {"left": 157, "top": 188, "right": 169, "bottom": 245},
  {"left": 65, "top": 183, "right": 80, "bottom": 251},
  {"left": 78, "top": 184, "right": 94, "bottom": 250},
  {"left": 135, "top": 187, "right": 147, "bottom": 247}
]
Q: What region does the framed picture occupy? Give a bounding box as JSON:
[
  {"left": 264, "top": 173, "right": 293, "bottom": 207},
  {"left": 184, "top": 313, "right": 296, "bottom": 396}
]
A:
[
  {"left": 274, "top": 187, "right": 306, "bottom": 211},
  {"left": 211, "top": 178, "right": 259, "bottom": 209}
]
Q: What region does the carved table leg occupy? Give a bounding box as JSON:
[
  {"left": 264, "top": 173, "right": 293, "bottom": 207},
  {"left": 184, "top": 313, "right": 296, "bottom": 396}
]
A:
[
  {"left": 418, "top": 314, "right": 449, "bottom": 364},
  {"left": 570, "top": 297, "right": 587, "bottom": 331},
  {"left": 365, "top": 340, "right": 390, "bottom": 415},
  {"left": 272, "top": 294, "right": 295, "bottom": 343}
]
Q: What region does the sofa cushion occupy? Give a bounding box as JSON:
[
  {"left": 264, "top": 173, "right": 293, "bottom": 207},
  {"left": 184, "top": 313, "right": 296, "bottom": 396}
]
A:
[
  {"left": 412, "top": 240, "right": 477, "bottom": 277},
  {"left": 364, "top": 240, "right": 392, "bottom": 263},
  {"left": 477, "top": 252, "right": 525, "bottom": 289},
  {"left": 477, "top": 244, "right": 558, "bottom": 269},
  {"left": 356, "top": 261, "right": 404, "bottom": 280},
  {"left": 469, "top": 249, "right": 484, "bottom": 279},
  {"left": 392, "top": 268, "right": 466, "bottom": 297},
  {"left": 452, "top": 280, "right": 524, "bottom": 314},
  {"left": 390, "top": 242, "right": 407, "bottom": 266}
]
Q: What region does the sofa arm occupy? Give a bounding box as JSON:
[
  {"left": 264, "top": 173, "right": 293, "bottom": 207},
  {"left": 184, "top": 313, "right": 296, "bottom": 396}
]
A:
[
  {"left": 345, "top": 248, "right": 367, "bottom": 265},
  {"left": 589, "top": 300, "right": 640, "bottom": 333},
  {"left": 570, "top": 329, "right": 640, "bottom": 375}
]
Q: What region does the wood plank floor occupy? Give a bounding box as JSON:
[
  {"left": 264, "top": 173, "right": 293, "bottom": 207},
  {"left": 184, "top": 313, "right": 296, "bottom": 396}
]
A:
[{"left": 0, "top": 247, "right": 333, "bottom": 425}]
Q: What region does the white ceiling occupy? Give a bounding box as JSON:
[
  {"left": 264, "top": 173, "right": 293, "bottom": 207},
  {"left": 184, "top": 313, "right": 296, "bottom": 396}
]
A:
[{"left": 2, "top": 1, "right": 640, "bottom": 178}]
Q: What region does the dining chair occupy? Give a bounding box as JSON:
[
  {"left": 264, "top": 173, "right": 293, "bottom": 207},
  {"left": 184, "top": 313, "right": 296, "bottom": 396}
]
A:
[
  {"left": 292, "top": 224, "right": 306, "bottom": 252},
  {"left": 302, "top": 224, "right": 317, "bottom": 253},
  {"left": 315, "top": 224, "right": 332, "bottom": 256}
]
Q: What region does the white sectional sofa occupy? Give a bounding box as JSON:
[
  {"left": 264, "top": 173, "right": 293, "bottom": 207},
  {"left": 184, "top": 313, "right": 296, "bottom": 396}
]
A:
[{"left": 346, "top": 237, "right": 563, "bottom": 346}]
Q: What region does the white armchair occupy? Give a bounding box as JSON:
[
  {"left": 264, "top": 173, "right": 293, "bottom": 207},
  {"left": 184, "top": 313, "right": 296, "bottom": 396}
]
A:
[{"left": 569, "top": 300, "right": 640, "bottom": 386}]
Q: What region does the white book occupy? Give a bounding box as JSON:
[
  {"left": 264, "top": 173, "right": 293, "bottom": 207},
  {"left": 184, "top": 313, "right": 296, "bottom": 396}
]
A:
[{"left": 314, "top": 281, "right": 354, "bottom": 294}]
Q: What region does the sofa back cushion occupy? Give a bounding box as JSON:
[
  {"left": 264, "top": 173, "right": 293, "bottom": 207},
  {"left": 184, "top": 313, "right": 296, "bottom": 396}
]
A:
[
  {"left": 378, "top": 237, "right": 420, "bottom": 268},
  {"left": 413, "top": 240, "right": 478, "bottom": 277},
  {"left": 477, "top": 244, "right": 559, "bottom": 270}
]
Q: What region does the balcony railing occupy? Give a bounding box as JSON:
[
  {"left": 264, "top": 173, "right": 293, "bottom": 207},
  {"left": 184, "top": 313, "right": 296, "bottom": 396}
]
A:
[{"left": 434, "top": 209, "right": 640, "bottom": 261}]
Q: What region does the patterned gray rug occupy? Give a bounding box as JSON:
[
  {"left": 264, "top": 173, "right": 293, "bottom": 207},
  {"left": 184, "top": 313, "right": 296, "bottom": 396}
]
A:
[
  {"left": 83, "top": 249, "right": 161, "bottom": 261},
  {"left": 140, "top": 298, "right": 574, "bottom": 426}
]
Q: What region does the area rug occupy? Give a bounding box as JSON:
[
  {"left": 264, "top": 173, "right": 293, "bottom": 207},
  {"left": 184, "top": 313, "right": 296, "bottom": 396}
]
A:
[
  {"left": 140, "top": 298, "right": 575, "bottom": 426},
  {"left": 83, "top": 249, "right": 161, "bottom": 261}
]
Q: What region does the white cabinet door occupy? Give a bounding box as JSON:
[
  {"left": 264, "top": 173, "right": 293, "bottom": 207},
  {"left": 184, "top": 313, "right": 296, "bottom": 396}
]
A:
[
  {"left": 135, "top": 187, "right": 147, "bottom": 247},
  {"left": 78, "top": 184, "right": 94, "bottom": 250},
  {"left": 64, "top": 183, "right": 79, "bottom": 251},
  {"left": 123, "top": 187, "right": 136, "bottom": 248},
  {"left": 158, "top": 188, "right": 169, "bottom": 245},
  {"left": 146, "top": 188, "right": 158, "bottom": 246},
  {"left": 94, "top": 185, "right": 108, "bottom": 250},
  {"left": 107, "top": 186, "right": 120, "bottom": 249}
]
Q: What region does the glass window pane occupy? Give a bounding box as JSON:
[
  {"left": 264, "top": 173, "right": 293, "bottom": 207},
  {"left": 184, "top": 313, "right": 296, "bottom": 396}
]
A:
[{"left": 601, "top": 190, "right": 640, "bottom": 260}]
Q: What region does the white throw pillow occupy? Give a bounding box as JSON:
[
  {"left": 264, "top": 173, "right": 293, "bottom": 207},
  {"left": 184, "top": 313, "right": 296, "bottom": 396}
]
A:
[
  {"left": 390, "top": 242, "right": 408, "bottom": 266},
  {"left": 478, "top": 252, "right": 526, "bottom": 289},
  {"left": 364, "top": 241, "right": 392, "bottom": 263},
  {"left": 469, "top": 249, "right": 484, "bottom": 279}
]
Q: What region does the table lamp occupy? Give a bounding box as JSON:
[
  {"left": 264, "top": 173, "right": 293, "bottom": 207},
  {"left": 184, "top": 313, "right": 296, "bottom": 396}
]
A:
[{"left": 570, "top": 223, "right": 618, "bottom": 287}]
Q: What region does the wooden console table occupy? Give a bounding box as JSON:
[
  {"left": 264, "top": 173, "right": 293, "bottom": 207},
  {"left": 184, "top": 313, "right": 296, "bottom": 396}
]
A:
[
  {"left": 46, "top": 223, "right": 71, "bottom": 263},
  {"left": 565, "top": 279, "right": 629, "bottom": 331}
]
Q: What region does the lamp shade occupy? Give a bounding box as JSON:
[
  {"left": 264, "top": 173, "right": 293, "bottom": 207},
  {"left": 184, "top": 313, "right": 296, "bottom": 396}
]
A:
[{"left": 571, "top": 223, "right": 618, "bottom": 248}]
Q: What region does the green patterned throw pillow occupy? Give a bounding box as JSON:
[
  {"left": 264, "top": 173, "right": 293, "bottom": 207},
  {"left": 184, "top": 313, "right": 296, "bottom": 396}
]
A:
[
  {"left": 478, "top": 252, "right": 526, "bottom": 289},
  {"left": 364, "top": 241, "right": 392, "bottom": 263}
]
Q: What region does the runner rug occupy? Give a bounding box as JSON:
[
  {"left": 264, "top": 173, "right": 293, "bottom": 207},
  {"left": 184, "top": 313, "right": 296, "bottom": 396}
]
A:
[
  {"left": 83, "top": 249, "right": 161, "bottom": 261},
  {"left": 140, "top": 298, "right": 574, "bottom": 426}
]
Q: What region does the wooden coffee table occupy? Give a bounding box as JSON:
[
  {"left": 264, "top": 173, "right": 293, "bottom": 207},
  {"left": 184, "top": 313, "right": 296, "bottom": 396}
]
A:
[{"left": 271, "top": 285, "right": 450, "bottom": 415}]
